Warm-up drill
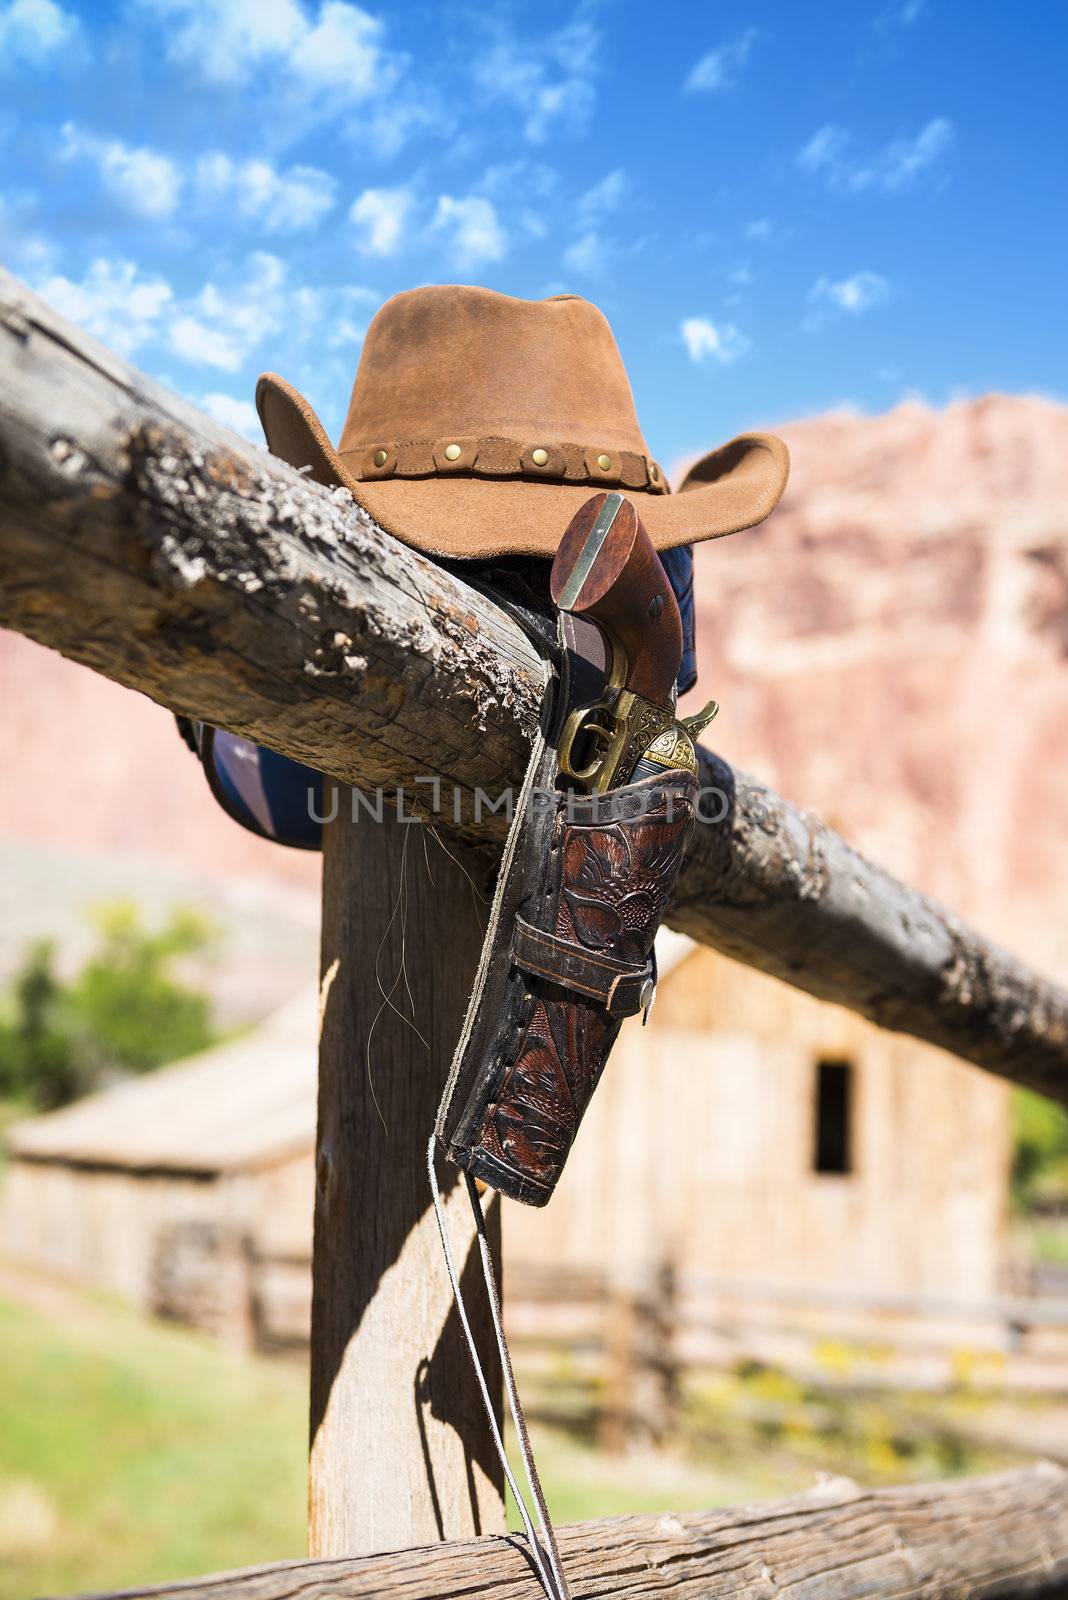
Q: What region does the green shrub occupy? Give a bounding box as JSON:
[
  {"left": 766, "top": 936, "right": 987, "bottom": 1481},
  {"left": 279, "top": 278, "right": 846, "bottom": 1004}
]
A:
[
  {"left": 1012, "top": 1086, "right": 1068, "bottom": 1209},
  {"left": 0, "top": 904, "right": 218, "bottom": 1111}
]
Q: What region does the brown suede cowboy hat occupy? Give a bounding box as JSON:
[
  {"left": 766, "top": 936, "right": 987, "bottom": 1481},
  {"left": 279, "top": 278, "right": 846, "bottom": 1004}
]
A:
[{"left": 256, "top": 284, "right": 789, "bottom": 560}]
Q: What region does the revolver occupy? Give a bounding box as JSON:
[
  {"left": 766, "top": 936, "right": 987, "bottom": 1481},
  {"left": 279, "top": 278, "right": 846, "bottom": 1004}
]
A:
[{"left": 551, "top": 491, "right": 718, "bottom": 793}]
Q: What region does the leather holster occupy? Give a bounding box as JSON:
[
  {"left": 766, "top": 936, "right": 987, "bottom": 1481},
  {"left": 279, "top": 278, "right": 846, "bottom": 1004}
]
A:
[{"left": 437, "top": 617, "right": 697, "bottom": 1206}]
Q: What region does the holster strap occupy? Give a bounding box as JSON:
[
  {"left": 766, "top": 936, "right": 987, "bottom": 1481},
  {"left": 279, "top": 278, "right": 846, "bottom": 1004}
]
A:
[{"left": 512, "top": 917, "right": 655, "bottom": 1018}]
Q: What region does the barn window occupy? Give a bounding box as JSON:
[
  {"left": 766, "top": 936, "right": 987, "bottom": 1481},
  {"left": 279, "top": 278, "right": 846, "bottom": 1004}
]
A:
[{"left": 813, "top": 1058, "right": 854, "bottom": 1175}]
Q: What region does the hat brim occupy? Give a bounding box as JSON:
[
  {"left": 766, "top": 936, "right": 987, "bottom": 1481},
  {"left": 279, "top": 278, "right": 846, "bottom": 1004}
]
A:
[{"left": 256, "top": 373, "right": 789, "bottom": 560}]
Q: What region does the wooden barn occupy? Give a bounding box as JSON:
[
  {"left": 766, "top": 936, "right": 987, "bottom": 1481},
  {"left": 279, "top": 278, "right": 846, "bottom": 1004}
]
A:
[
  {"left": 512, "top": 930, "right": 1010, "bottom": 1303},
  {"left": 0, "top": 932, "right": 1010, "bottom": 1356},
  {"left": 0, "top": 989, "right": 317, "bottom": 1351}
]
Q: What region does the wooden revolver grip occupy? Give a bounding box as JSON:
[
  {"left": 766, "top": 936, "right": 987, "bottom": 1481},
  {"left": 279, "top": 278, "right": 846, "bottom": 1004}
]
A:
[{"left": 550, "top": 492, "right": 683, "bottom": 707}]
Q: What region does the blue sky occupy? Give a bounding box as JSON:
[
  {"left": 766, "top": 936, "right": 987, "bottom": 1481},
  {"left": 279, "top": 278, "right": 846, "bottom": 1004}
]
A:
[{"left": 1, "top": 0, "right": 1064, "bottom": 462}]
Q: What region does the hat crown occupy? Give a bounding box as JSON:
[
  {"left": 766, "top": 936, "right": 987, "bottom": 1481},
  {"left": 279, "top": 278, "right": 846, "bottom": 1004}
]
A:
[{"left": 338, "top": 285, "right": 649, "bottom": 457}]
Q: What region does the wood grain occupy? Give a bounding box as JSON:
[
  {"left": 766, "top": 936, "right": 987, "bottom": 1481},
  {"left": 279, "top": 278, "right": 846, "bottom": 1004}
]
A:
[
  {"left": 311, "top": 798, "right": 504, "bottom": 1555},
  {"left": 71, "top": 1464, "right": 1068, "bottom": 1599},
  {"left": 2, "top": 267, "right": 1067, "bottom": 1104}
]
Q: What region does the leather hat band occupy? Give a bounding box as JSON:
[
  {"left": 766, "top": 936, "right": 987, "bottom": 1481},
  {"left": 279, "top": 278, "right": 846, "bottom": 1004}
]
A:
[{"left": 344, "top": 435, "right": 669, "bottom": 493}]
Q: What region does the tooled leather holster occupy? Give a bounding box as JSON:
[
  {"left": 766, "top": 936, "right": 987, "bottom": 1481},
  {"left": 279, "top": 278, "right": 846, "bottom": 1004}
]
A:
[{"left": 436, "top": 611, "right": 698, "bottom": 1207}]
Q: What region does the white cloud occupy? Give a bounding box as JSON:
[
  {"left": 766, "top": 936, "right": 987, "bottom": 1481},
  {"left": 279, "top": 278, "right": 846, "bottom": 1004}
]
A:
[
  {"left": 473, "top": 14, "right": 599, "bottom": 145},
  {"left": 562, "top": 230, "right": 605, "bottom": 276},
  {"left": 196, "top": 153, "right": 336, "bottom": 233},
  {"left": 881, "top": 118, "right": 955, "bottom": 188},
  {"left": 170, "top": 315, "right": 244, "bottom": 371},
  {"left": 811, "top": 271, "right": 891, "bottom": 314},
  {"left": 557, "top": 170, "right": 626, "bottom": 278},
  {"left": 798, "top": 124, "right": 849, "bottom": 175},
  {"left": 480, "top": 159, "right": 559, "bottom": 200},
  {"left": 285, "top": 280, "right": 379, "bottom": 350},
  {"left": 138, "top": 0, "right": 304, "bottom": 84},
  {"left": 681, "top": 316, "right": 750, "bottom": 365},
  {"left": 0, "top": 192, "right": 57, "bottom": 274},
  {"left": 289, "top": 0, "right": 384, "bottom": 93},
  {"left": 577, "top": 168, "right": 626, "bottom": 220},
  {"left": 36, "top": 259, "right": 173, "bottom": 355},
  {"left": 170, "top": 252, "right": 377, "bottom": 372},
  {"left": 524, "top": 79, "right": 593, "bottom": 144},
  {"left": 350, "top": 185, "right": 411, "bottom": 256},
  {"left": 684, "top": 28, "right": 758, "bottom": 93},
  {"left": 62, "top": 133, "right": 337, "bottom": 233},
  {"left": 798, "top": 118, "right": 954, "bottom": 193},
  {"left": 432, "top": 195, "right": 506, "bottom": 268},
  {"left": 551, "top": 13, "right": 599, "bottom": 74},
  {"left": 359, "top": 99, "right": 435, "bottom": 159},
  {"left": 200, "top": 391, "right": 264, "bottom": 441},
  {"left": 518, "top": 209, "right": 548, "bottom": 241},
  {"left": 61, "top": 123, "right": 183, "bottom": 219},
  {"left": 178, "top": 250, "right": 289, "bottom": 370},
  {"left": 0, "top": 0, "right": 81, "bottom": 65},
  {"left": 137, "top": 0, "right": 404, "bottom": 102},
  {"left": 34, "top": 250, "right": 378, "bottom": 389},
  {"left": 745, "top": 217, "right": 773, "bottom": 240},
  {"left": 479, "top": 161, "right": 557, "bottom": 240},
  {"left": 877, "top": 0, "right": 924, "bottom": 28},
  {"left": 805, "top": 271, "right": 891, "bottom": 330}
]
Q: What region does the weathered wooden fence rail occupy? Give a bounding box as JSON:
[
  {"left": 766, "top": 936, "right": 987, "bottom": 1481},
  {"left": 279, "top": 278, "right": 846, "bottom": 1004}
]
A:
[
  {"left": 1, "top": 267, "right": 1066, "bottom": 1104},
  {"left": 73, "top": 1466, "right": 1068, "bottom": 1600}
]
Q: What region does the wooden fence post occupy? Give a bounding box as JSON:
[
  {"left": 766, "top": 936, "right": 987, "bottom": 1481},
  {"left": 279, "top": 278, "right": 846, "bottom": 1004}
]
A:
[
  {"left": 598, "top": 1257, "right": 680, "bottom": 1453},
  {"left": 309, "top": 789, "right": 505, "bottom": 1557}
]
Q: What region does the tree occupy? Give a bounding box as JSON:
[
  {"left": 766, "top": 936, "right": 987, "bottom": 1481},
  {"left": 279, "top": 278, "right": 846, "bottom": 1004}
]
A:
[{"left": 0, "top": 903, "right": 219, "bottom": 1110}]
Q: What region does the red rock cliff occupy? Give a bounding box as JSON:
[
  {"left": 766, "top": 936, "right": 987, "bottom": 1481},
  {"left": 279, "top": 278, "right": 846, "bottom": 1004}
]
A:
[{"left": 686, "top": 394, "right": 1068, "bottom": 978}]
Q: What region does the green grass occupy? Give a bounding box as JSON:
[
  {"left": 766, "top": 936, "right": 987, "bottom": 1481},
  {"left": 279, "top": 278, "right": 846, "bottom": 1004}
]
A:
[
  {"left": 1027, "top": 1219, "right": 1068, "bottom": 1266},
  {"left": 505, "top": 1424, "right": 803, "bottom": 1525},
  {"left": 1, "top": 1285, "right": 758, "bottom": 1598},
  {"left": 1, "top": 1283, "right": 766, "bottom": 1599},
  {"left": 0, "top": 1289, "right": 308, "bottom": 1599},
  {"left": 680, "top": 1364, "right": 1021, "bottom": 1487},
  {"left": 0, "top": 1277, "right": 1043, "bottom": 1599}
]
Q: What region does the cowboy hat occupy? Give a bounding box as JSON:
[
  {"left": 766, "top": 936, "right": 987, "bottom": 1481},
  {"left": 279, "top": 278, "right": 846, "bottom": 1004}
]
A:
[{"left": 256, "top": 285, "right": 789, "bottom": 560}]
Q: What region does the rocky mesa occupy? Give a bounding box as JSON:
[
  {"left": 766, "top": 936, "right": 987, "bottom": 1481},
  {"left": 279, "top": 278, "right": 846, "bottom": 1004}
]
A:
[{"left": 686, "top": 393, "right": 1068, "bottom": 978}]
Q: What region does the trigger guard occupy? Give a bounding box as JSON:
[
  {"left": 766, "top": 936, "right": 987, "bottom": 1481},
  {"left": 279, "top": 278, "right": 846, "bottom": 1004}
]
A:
[{"left": 558, "top": 706, "right": 614, "bottom": 783}]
